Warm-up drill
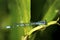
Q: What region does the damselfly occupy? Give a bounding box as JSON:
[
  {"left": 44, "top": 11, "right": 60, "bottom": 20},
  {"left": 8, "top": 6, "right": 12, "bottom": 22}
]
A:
[{"left": 6, "top": 20, "right": 47, "bottom": 29}]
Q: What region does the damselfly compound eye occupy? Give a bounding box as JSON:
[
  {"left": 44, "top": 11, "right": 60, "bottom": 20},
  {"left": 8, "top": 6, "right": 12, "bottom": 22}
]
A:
[{"left": 6, "top": 26, "right": 11, "bottom": 29}]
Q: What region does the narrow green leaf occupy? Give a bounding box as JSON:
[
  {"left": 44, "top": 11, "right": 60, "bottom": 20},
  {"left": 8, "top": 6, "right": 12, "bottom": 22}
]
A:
[
  {"left": 42, "top": 0, "right": 59, "bottom": 22},
  {"left": 7, "top": 0, "right": 31, "bottom": 40}
]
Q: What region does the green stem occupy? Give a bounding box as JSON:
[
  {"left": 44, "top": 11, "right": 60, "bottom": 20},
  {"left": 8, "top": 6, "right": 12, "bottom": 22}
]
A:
[{"left": 24, "top": 18, "right": 59, "bottom": 40}]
